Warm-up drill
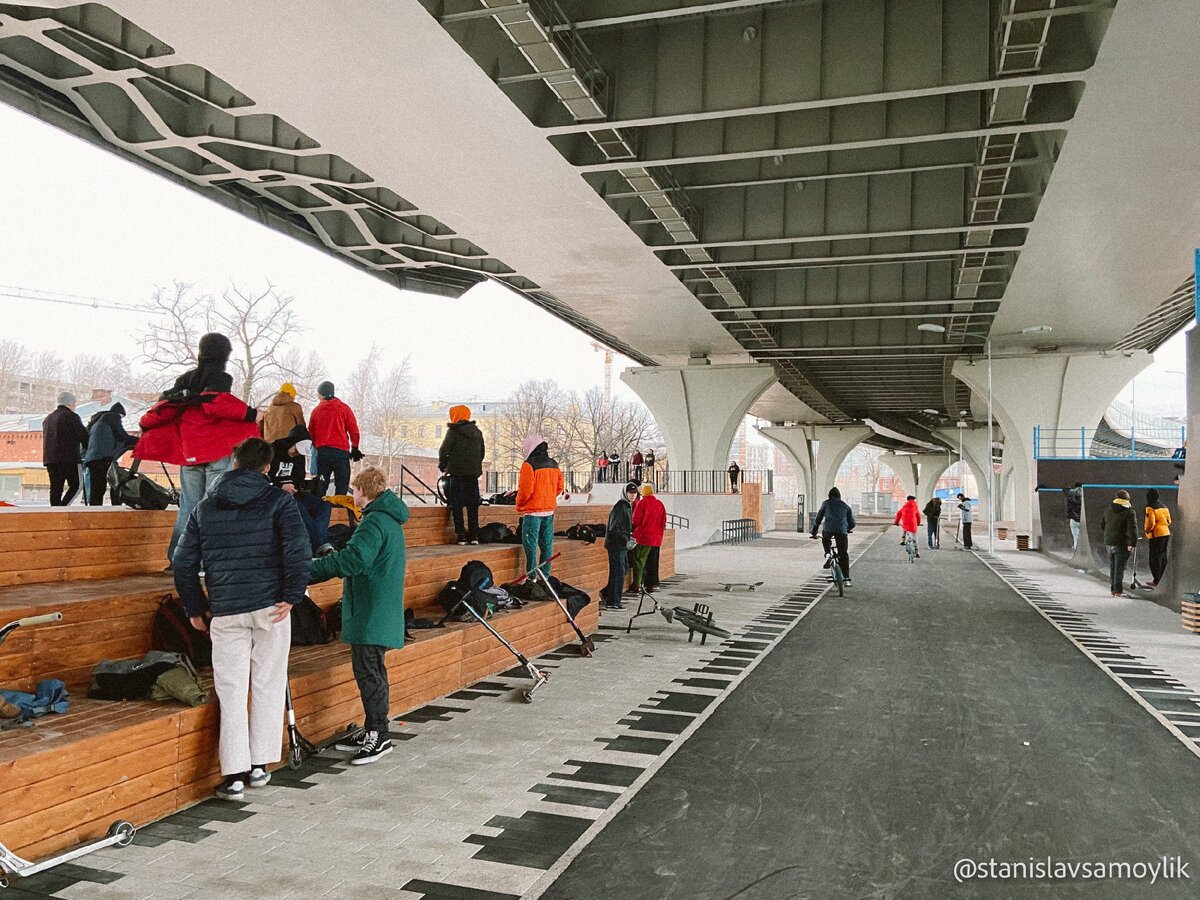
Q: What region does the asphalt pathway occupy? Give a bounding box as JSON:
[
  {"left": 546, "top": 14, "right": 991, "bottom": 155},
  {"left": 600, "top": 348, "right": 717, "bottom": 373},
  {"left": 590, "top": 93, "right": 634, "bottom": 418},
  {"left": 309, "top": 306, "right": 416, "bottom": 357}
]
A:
[{"left": 539, "top": 537, "right": 1200, "bottom": 899}]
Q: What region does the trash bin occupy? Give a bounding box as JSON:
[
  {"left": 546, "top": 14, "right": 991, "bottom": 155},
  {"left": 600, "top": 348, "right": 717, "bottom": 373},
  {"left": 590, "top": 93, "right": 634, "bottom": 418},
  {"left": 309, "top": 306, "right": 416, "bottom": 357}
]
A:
[{"left": 1016, "top": 534, "right": 1031, "bottom": 551}]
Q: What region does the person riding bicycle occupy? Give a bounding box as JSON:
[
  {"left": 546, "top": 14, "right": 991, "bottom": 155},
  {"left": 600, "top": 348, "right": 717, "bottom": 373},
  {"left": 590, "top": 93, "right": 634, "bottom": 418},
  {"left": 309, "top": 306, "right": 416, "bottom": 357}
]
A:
[
  {"left": 810, "top": 486, "right": 855, "bottom": 586},
  {"left": 894, "top": 495, "right": 922, "bottom": 558}
]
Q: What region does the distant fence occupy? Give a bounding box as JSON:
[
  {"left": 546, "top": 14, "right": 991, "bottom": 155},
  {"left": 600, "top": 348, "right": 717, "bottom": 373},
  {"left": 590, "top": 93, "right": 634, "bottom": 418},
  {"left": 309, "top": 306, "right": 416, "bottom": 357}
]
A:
[
  {"left": 1034, "top": 426, "right": 1185, "bottom": 461},
  {"left": 483, "top": 468, "right": 774, "bottom": 495}
]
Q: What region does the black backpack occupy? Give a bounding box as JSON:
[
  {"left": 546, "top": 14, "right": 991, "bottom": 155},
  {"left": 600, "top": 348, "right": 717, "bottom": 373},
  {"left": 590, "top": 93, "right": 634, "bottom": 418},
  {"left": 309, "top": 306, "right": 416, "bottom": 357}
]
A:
[
  {"left": 109, "top": 460, "right": 176, "bottom": 511},
  {"left": 437, "top": 581, "right": 494, "bottom": 621},
  {"left": 548, "top": 576, "right": 592, "bottom": 618},
  {"left": 564, "top": 524, "right": 596, "bottom": 544},
  {"left": 290, "top": 596, "right": 331, "bottom": 646},
  {"left": 151, "top": 595, "right": 212, "bottom": 668},
  {"left": 327, "top": 523, "right": 355, "bottom": 550},
  {"left": 477, "top": 522, "right": 514, "bottom": 544},
  {"left": 457, "top": 560, "right": 494, "bottom": 592}
]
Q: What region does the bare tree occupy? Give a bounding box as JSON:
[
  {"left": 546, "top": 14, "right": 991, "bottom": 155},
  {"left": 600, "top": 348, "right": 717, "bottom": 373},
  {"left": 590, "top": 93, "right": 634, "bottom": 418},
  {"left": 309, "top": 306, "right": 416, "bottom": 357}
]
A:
[
  {"left": 498, "top": 379, "right": 569, "bottom": 467},
  {"left": 28, "top": 350, "right": 64, "bottom": 411},
  {"left": 277, "top": 346, "right": 327, "bottom": 404},
  {"left": 342, "top": 346, "right": 417, "bottom": 477},
  {"left": 138, "top": 280, "right": 305, "bottom": 402},
  {"left": 0, "top": 340, "right": 30, "bottom": 413},
  {"left": 67, "top": 353, "right": 111, "bottom": 395}
]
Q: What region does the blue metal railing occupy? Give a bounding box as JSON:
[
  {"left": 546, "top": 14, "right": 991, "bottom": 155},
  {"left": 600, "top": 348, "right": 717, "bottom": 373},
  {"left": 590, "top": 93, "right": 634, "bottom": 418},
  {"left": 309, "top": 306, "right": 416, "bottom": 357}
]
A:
[{"left": 1033, "top": 425, "right": 1186, "bottom": 460}]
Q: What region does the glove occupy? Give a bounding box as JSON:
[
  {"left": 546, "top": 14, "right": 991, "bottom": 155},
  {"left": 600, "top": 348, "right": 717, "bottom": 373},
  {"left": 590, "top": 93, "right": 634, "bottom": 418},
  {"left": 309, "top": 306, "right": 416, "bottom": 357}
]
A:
[{"left": 350, "top": 446, "right": 364, "bottom": 462}]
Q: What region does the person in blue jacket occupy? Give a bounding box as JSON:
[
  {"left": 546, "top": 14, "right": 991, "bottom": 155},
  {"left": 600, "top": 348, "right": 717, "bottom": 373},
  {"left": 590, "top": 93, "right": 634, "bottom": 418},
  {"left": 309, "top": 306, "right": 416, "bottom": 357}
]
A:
[
  {"left": 174, "top": 437, "right": 310, "bottom": 801},
  {"left": 811, "top": 486, "right": 856, "bottom": 585}
]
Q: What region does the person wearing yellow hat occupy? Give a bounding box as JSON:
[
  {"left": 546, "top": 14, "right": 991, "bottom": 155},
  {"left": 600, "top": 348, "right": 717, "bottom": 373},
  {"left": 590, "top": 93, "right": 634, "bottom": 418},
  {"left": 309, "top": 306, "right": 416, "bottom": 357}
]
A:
[
  {"left": 438, "top": 404, "right": 486, "bottom": 544},
  {"left": 262, "top": 382, "right": 306, "bottom": 443}
]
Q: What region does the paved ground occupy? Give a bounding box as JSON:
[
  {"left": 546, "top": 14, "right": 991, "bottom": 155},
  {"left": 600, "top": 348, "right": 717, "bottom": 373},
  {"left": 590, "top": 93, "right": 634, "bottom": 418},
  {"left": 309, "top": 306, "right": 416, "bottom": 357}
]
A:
[{"left": 10, "top": 531, "right": 1200, "bottom": 899}]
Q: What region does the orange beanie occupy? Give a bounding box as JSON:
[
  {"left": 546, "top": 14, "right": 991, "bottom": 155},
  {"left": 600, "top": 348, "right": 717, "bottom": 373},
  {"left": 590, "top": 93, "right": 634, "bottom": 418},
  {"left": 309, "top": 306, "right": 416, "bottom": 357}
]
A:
[{"left": 449, "top": 405, "right": 471, "bottom": 423}]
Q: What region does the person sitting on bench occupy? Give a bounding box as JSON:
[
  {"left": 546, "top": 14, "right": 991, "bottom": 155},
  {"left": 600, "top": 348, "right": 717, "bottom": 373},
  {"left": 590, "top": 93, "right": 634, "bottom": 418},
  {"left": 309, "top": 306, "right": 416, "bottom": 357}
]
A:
[{"left": 268, "top": 424, "right": 332, "bottom": 555}]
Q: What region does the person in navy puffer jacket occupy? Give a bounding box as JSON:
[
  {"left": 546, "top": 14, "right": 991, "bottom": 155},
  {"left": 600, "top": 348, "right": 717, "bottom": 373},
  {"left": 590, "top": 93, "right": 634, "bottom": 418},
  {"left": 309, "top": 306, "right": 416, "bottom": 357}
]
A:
[
  {"left": 173, "top": 437, "right": 310, "bottom": 802},
  {"left": 811, "top": 486, "right": 856, "bottom": 583}
]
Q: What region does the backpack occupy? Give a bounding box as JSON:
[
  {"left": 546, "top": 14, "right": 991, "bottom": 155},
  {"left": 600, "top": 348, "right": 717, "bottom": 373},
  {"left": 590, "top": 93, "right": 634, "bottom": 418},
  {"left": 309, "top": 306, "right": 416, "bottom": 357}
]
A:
[
  {"left": 437, "top": 581, "right": 495, "bottom": 621},
  {"left": 564, "top": 524, "right": 596, "bottom": 544},
  {"left": 326, "top": 600, "right": 342, "bottom": 637},
  {"left": 151, "top": 595, "right": 212, "bottom": 668},
  {"left": 547, "top": 576, "right": 592, "bottom": 618},
  {"left": 457, "top": 560, "right": 494, "bottom": 593},
  {"left": 477, "top": 522, "right": 514, "bottom": 544},
  {"left": 109, "top": 459, "right": 176, "bottom": 511},
  {"left": 290, "top": 595, "right": 331, "bottom": 646}
]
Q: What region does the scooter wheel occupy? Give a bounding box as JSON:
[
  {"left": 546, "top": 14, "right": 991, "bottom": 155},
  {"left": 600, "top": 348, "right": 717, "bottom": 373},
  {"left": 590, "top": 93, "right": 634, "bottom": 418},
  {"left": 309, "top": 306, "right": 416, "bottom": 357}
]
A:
[
  {"left": 522, "top": 690, "right": 534, "bottom": 703},
  {"left": 109, "top": 820, "right": 136, "bottom": 847},
  {"left": 289, "top": 745, "right": 303, "bottom": 770}
]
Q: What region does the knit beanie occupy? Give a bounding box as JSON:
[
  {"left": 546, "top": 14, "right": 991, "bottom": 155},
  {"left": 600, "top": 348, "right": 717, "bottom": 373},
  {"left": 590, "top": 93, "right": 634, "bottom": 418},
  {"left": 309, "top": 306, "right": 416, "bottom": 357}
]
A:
[
  {"left": 449, "top": 404, "right": 471, "bottom": 423},
  {"left": 197, "top": 333, "right": 233, "bottom": 363},
  {"left": 318, "top": 381, "right": 335, "bottom": 399}
]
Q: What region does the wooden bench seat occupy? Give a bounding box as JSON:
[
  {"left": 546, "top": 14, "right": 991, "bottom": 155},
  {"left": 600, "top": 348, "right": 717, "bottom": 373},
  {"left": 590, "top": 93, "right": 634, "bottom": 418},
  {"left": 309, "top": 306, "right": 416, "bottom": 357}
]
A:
[
  {"left": 0, "top": 503, "right": 617, "bottom": 586},
  {"left": 0, "top": 534, "right": 644, "bottom": 693},
  {"left": 0, "top": 598, "right": 599, "bottom": 861}
]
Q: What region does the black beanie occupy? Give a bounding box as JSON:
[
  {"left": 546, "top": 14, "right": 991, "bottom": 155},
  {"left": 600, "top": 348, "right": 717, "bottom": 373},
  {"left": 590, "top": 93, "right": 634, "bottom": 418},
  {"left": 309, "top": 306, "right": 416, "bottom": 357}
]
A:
[
  {"left": 197, "top": 333, "right": 232, "bottom": 363},
  {"left": 318, "top": 381, "right": 335, "bottom": 399}
]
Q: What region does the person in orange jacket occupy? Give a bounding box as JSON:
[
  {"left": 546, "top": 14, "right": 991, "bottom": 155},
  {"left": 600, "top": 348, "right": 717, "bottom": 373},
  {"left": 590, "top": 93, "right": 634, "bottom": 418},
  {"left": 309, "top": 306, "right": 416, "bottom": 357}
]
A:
[
  {"left": 516, "top": 434, "right": 565, "bottom": 579},
  {"left": 894, "top": 495, "right": 922, "bottom": 557},
  {"left": 1143, "top": 488, "right": 1172, "bottom": 587}
]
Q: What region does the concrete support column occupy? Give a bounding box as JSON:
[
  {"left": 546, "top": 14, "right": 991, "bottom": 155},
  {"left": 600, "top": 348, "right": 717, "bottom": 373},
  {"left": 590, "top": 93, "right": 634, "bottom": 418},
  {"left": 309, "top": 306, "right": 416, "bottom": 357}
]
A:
[
  {"left": 933, "top": 426, "right": 993, "bottom": 522},
  {"left": 760, "top": 424, "right": 871, "bottom": 519},
  {"left": 622, "top": 364, "right": 777, "bottom": 471},
  {"left": 953, "top": 351, "right": 1150, "bottom": 540},
  {"left": 914, "top": 453, "right": 954, "bottom": 506},
  {"left": 1160, "top": 331, "right": 1200, "bottom": 612},
  {"left": 880, "top": 452, "right": 918, "bottom": 499}
]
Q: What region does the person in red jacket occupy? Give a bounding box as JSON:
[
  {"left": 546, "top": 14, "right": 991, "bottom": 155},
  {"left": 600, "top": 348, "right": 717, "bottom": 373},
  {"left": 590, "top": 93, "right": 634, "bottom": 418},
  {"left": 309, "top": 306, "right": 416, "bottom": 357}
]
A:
[
  {"left": 893, "top": 495, "right": 922, "bottom": 558},
  {"left": 308, "top": 381, "right": 362, "bottom": 496},
  {"left": 136, "top": 333, "right": 261, "bottom": 566},
  {"left": 630, "top": 483, "right": 667, "bottom": 593}
]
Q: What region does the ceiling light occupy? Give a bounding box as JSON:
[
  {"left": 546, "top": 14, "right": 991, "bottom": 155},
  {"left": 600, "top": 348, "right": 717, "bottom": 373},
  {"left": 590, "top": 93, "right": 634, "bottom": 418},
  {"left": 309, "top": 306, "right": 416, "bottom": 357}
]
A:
[
  {"left": 1021, "top": 325, "right": 1052, "bottom": 334},
  {"left": 922, "top": 408, "right": 940, "bottom": 415},
  {"left": 917, "top": 323, "right": 947, "bottom": 333}
]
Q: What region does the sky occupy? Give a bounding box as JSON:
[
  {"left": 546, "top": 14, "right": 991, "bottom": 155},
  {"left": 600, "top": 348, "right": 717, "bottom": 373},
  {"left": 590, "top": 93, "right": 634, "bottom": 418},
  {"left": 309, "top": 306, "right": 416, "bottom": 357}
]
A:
[
  {"left": 0, "top": 101, "right": 1189, "bottom": 431},
  {"left": 0, "top": 103, "right": 640, "bottom": 406}
]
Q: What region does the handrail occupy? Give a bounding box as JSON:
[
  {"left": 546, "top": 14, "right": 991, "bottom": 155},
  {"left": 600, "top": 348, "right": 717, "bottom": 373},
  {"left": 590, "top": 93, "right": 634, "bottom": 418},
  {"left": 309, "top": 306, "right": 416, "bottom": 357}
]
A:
[
  {"left": 397, "top": 465, "right": 443, "bottom": 505},
  {"left": 1033, "top": 425, "right": 1184, "bottom": 460}
]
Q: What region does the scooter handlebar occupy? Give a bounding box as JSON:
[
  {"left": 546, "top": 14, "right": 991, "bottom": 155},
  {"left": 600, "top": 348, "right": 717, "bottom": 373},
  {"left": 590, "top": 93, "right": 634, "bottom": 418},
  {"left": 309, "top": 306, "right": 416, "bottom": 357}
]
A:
[
  {"left": 513, "top": 552, "right": 564, "bottom": 584},
  {"left": 16, "top": 613, "right": 63, "bottom": 627}
]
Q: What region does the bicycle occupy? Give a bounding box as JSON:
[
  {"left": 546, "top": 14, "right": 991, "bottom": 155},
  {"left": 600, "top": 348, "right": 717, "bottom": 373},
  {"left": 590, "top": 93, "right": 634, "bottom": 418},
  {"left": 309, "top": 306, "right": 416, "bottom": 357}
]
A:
[{"left": 812, "top": 534, "right": 849, "bottom": 597}]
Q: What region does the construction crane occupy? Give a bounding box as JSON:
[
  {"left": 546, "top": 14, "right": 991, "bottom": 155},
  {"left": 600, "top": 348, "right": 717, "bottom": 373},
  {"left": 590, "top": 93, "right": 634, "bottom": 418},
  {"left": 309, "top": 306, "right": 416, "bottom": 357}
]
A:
[
  {"left": 590, "top": 341, "right": 613, "bottom": 407},
  {"left": 0, "top": 284, "right": 155, "bottom": 314}
]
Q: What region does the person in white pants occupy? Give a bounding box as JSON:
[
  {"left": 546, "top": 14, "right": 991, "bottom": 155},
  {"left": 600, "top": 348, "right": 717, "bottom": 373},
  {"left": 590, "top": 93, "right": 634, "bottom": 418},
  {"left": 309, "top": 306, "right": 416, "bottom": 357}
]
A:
[{"left": 174, "top": 437, "right": 310, "bottom": 800}]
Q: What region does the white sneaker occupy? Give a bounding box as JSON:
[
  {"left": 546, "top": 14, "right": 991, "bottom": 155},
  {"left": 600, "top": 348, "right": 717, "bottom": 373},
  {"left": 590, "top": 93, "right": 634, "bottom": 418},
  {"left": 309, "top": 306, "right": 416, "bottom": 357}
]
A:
[{"left": 248, "top": 766, "right": 271, "bottom": 788}]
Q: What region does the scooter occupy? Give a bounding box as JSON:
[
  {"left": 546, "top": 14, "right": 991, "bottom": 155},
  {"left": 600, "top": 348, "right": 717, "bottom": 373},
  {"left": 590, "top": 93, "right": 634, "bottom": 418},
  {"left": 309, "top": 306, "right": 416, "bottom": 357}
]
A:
[
  {"left": 512, "top": 552, "right": 595, "bottom": 657},
  {"left": 0, "top": 614, "right": 136, "bottom": 889},
  {"left": 440, "top": 593, "right": 549, "bottom": 703}
]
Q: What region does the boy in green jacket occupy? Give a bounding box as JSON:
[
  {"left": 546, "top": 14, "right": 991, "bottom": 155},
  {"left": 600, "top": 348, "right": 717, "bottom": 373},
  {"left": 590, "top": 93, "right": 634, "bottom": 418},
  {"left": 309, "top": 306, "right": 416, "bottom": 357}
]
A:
[{"left": 310, "top": 466, "right": 409, "bottom": 764}]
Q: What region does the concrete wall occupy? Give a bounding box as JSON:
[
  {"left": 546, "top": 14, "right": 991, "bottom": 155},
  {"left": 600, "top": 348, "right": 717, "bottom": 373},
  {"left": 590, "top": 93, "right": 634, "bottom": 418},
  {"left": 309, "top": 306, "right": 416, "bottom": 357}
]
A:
[{"left": 585, "top": 484, "right": 773, "bottom": 549}]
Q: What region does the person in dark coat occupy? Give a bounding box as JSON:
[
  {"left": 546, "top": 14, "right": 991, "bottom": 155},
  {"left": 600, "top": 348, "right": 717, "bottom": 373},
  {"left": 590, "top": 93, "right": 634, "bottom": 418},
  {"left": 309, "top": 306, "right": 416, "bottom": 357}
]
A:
[
  {"left": 607, "top": 450, "right": 621, "bottom": 483},
  {"left": 1066, "top": 483, "right": 1083, "bottom": 549},
  {"left": 1100, "top": 489, "right": 1138, "bottom": 598},
  {"left": 83, "top": 403, "right": 138, "bottom": 506},
  {"left": 310, "top": 466, "right": 409, "bottom": 766},
  {"left": 268, "top": 424, "right": 331, "bottom": 554},
  {"left": 922, "top": 497, "right": 942, "bottom": 549},
  {"left": 173, "top": 437, "right": 309, "bottom": 801},
  {"left": 728, "top": 460, "right": 741, "bottom": 494},
  {"left": 603, "top": 482, "right": 638, "bottom": 609},
  {"left": 811, "top": 486, "right": 855, "bottom": 584},
  {"left": 631, "top": 448, "right": 644, "bottom": 484},
  {"left": 438, "top": 404, "right": 485, "bottom": 545},
  {"left": 42, "top": 391, "right": 89, "bottom": 506}
]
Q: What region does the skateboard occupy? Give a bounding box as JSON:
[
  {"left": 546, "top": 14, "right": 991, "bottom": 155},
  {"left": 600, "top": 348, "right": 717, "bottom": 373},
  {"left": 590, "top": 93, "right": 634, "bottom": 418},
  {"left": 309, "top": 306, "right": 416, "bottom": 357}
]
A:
[{"left": 719, "top": 581, "right": 763, "bottom": 592}]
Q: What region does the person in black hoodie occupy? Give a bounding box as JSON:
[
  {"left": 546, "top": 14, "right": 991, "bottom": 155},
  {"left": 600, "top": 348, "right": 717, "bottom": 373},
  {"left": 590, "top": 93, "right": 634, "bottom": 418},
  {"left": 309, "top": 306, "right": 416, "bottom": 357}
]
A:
[
  {"left": 42, "top": 391, "right": 89, "bottom": 506},
  {"left": 438, "top": 404, "right": 486, "bottom": 545},
  {"left": 268, "top": 424, "right": 332, "bottom": 554},
  {"left": 83, "top": 403, "right": 138, "bottom": 506},
  {"left": 174, "top": 437, "right": 309, "bottom": 801},
  {"left": 602, "top": 482, "right": 639, "bottom": 609}
]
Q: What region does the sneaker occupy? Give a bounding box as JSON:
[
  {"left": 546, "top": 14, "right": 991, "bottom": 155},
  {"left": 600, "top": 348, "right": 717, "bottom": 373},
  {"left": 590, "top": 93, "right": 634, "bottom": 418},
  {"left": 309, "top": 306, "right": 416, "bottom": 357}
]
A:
[
  {"left": 216, "top": 774, "right": 246, "bottom": 801},
  {"left": 604, "top": 602, "right": 626, "bottom": 611},
  {"left": 843, "top": 578, "right": 852, "bottom": 587},
  {"left": 469, "top": 539, "right": 479, "bottom": 545},
  {"left": 350, "top": 731, "right": 392, "bottom": 766},
  {"left": 457, "top": 538, "right": 469, "bottom": 546},
  {"left": 334, "top": 729, "right": 367, "bottom": 752},
  {"left": 248, "top": 766, "right": 271, "bottom": 788},
  {"left": 644, "top": 586, "right": 657, "bottom": 594},
  {"left": 628, "top": 584, "right": 642, "bottom": 593}
]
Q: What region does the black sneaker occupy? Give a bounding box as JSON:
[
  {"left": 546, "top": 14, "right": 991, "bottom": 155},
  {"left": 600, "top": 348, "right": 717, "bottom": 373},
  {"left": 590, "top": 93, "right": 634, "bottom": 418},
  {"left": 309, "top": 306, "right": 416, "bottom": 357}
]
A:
[
  {"left": 334, "top": 729, "right": 367, "bottom": 752},
  {"left": 350, "top": 731, "right": 392, "bottom": 766},
  {"left": 216, "top": 774, "right": 246, "bottom": 801},
  {"left": 248, "top": 766, "right": 271, "bottom": 788}
]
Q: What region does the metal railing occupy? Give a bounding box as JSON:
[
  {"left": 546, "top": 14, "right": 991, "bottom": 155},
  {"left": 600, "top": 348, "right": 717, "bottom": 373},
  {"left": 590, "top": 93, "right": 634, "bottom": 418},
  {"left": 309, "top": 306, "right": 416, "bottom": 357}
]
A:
[
  {"left": 483, "top": 469, "right": 594, "bottom": 494},
  {"left": 721, "top": 518, "right": 761, "bottom": 544},
  {"left": 1033, "top": 425, "right": 1185, "bottom": 460},
  {"left": 481, "top": 467, "right": 775, "bottom": 495},
  {"left": 666, "top": 513, "right": 690, "bottom": 530},
  {"left": 397, "top": 465, "right": 444, "bottom": 505}
]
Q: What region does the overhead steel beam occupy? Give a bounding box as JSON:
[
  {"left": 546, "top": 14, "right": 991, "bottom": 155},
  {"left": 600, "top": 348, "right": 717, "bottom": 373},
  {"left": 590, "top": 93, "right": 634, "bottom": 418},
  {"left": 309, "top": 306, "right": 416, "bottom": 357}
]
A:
[
  {"left": 712, "top": 297, "right": 1003, "bottom": 314},
  {"left": 667, "top": 246, "right": 1023, "bottom": 271},
  {"left": 577, "top": 120, "right": 1071, "bottom": 173},
  {"left": 545, "top": 70, "right": 1088, "bottom": 136},
  {"left": 558, "top": 0, "right": 805, "bottom": 31},
  {"left": 652, "top": 223, "right": 1030, "bottom": 253}
]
